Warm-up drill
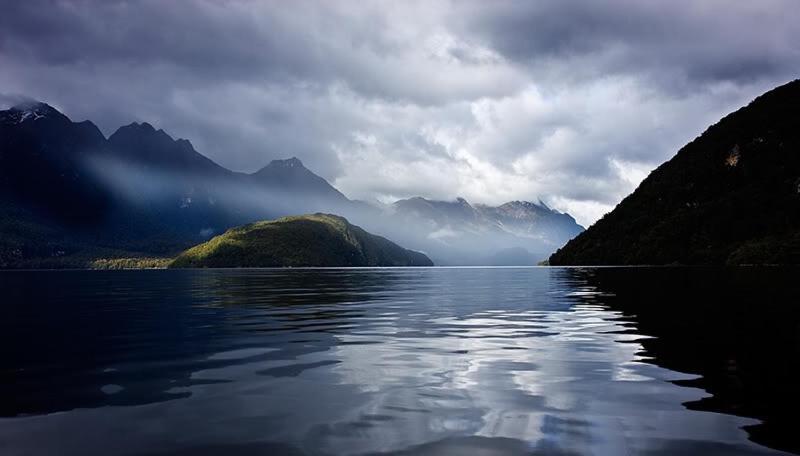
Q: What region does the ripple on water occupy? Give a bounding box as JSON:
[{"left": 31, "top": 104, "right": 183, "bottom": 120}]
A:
[{"left": 0, "top": 267, "right": 796, "bottom": 455}]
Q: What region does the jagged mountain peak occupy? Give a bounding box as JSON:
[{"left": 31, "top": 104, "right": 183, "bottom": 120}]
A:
[
  {"left": 256, "top": 156, "right": 308, "bottom": 173},
  {"left": 273, "top": 156, "right": 303, "bottom": 167},
  {"left": 497, "top": 199, "right": 551, "bottom": 210},
  {"left": 108, "top": 121, "right": 227, "bottom": 175},
  {"left": 11, "top": 100, "right": 60, "bottom": 114},
  {"left": 110, "top": 122, "right": 201, "bottom": 150},
  {"left": 485, "top": 201, "right": 581, "bottom": 234},
  {"left": 133, "top": 121, "right": 155, "bottom": 130},
  {"left": 495, "top": 200, "right": 550, "bottom": 216},
  {"left": 251, "top": 157, "right": 348, "bottom": 201},
  {"left": 111, "top": 121, "right": 170, "bottom": 139},
  {"left": 499, "top": 200, "right": 536, "bottom": 209},
  {"left": 1, "top": 101, "right": 68, "bottom": 125},
  {"left": 1, "top": 101, "right": 104, "bottom": 142}
]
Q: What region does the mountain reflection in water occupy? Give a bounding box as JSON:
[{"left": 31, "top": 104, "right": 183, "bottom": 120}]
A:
[{"left": 0, "top": 267, "right": 798, "bottom": 455}]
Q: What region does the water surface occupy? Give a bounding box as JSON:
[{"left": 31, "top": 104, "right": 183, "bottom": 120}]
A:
[{"left": 1, "top": 267, "right": 798, "bottom": 455}]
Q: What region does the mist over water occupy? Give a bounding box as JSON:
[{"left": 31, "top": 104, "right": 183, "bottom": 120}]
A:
[
  {"left": 84, "top": 154, "right": 578, "bottom": 264},
  {"left": 87, "top": 154, "right": 357, "bottom": 221},
  {"left": 1, "top": 267, "right": 796, "bottom": 455}
]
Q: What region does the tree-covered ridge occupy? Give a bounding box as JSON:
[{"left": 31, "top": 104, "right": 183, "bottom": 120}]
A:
[
  {"left": 550, "top": 79, "right": 800, "bottom": 265},
  {"left": 170, "top": 213, "right": 433, "bottom": 268}
]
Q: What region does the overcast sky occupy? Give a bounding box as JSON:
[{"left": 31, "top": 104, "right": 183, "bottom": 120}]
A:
[{"left": 1, "top": 1, "right": 799, "bottom": 225}]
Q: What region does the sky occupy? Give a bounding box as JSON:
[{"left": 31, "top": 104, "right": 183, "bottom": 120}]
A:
[{"left": 1, "top": 1, "right": 799, "bottom": 226}]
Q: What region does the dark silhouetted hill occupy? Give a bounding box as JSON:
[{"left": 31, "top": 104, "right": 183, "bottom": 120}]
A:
[{"left": 550, "top": 79, "right": 800, "bottom": 265}]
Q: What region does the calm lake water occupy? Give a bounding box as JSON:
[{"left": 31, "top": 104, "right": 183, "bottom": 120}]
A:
[{"left": 1, "top": 267, "right": 799, "bottom": 455}]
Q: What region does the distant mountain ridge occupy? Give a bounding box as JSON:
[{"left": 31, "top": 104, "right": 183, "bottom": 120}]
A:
[
  {"left": 384, "top": 196, "right": 583, "bottom": 265},
  {"left": 0, "top": 100, "right": 583, "bottom": 267},
  {"left": 389, "top": 197, "right": 582, "bottom": 241},
  {"left": 477, "top": 200, "right": 582, "bottom": 242},
  {"left": 550, "top": 79, "right": 800, "bottom": 265}
]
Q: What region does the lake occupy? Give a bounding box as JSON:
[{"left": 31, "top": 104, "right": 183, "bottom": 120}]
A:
[{"left": 1, "top": 267, "right": 798, "bottom": 455}]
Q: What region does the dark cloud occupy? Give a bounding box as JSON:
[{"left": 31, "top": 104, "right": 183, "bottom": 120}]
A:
[
  {"left": 462, "top": 0, "right": 800, "bottom": 87},
  {"left": 1, "top": 0, "right": 797, "bottom": 225}
]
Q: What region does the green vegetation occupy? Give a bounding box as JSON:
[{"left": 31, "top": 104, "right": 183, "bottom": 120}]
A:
[
  {"left": 170, "top": 213, "right": 433, "bottom": 268},
  {"left": 0, "top": 200, "right": 176, "bottom": 269},
  {"left": 0, "top": 202, "right": 171, "bottom": 269},
  {"left": 0, "top": 251, "right": 172, "bottom": 270},
  {"left": 0, "top": 200, "right": 77, "bottom": 268},
  {"left": 550, "top": 79, "right": 800, "bottom": 266},
  {"left": 90, "top": 257, "right": 171, "bottom": 269}
]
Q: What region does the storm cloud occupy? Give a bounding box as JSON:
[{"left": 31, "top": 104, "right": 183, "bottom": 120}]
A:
[{"left": 1, "top": 0, "right": 798, "bottom": 225}]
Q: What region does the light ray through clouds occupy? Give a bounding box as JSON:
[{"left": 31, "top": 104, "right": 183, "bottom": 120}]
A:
[{"left": 1, "top": 0, "right": 798, "bottom": 226}]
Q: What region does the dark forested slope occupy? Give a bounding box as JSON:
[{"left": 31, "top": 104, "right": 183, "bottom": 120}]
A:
[{"left": 550, "top": 79, "right": 800, "bottom": 265}]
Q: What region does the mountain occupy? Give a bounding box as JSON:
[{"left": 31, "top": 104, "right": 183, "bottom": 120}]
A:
[
  {"left": 170, "top": 213, "right": 433, "bottom": 267},
  {"left": 0, "top": 101, "right": 110, "bottom": 223},
  {"left": 379, "top": 196, "right": 583, "bottom": 265},
  {"left": 251, "top": 157, "right": 348, "bottom": 201},
  {"left": 477, "top": 200, "right": 583, "bottom": 243},
  {"left": 550, "top": 79, "right": 800, "bottom": 266},
  {"left": 108, "top": 122, "right": 229, "bottom": 175},
  {"left": 103, "top": 121, "right": 246, "bottom": 241},
  {"left": 393, "top": 197, "right": 485, "bottom": 226},
  {"left": 246, "top": 157, "right": 357, "bottom": 219},
  {"left": 0, "top": 100, "right": 584, "bottom": 267},
  {"left": 0, "top": 102, "right": 363, "bottom": 267},
  {"left": 0, "top": 101, "right": 123, "bottom": 267},
  {"left": 103, "top": 126, "right": 357, "bottom": 230}
]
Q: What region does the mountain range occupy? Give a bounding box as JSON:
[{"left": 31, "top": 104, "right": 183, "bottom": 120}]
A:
[
  {"left": 5, "top": 79, "right": 797, "bottom": 268},
  {"left": 0, "top": 101, "right": 583, "bottom": 267},
  {"left": 385, "top": 197, "right": 582, "bottom": 265}
]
